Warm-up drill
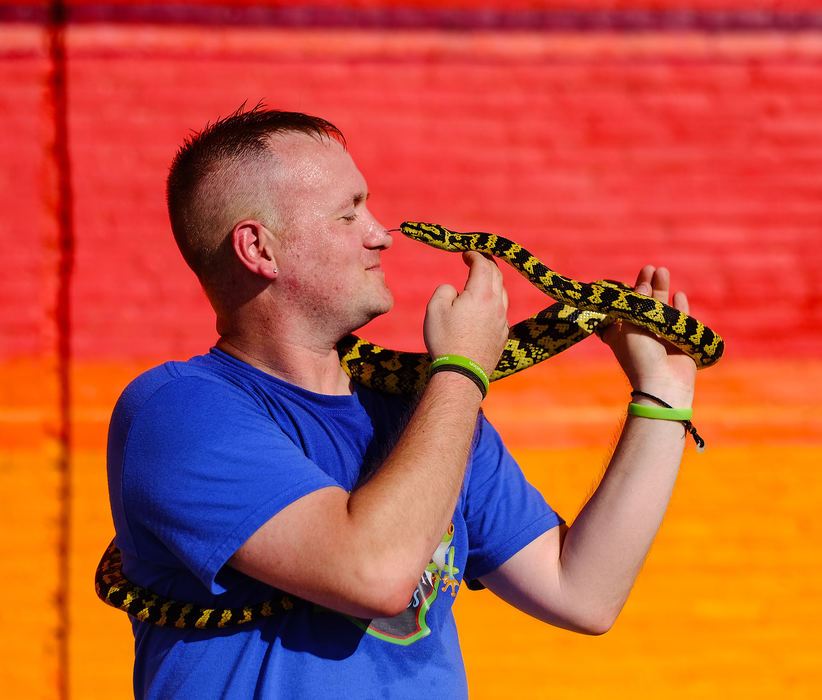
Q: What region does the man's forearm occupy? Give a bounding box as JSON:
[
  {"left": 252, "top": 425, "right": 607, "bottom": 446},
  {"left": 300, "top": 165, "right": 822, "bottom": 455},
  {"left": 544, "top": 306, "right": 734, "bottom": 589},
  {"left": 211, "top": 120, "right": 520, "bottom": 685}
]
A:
[
  {"left": 556, "top": 410, "right": 688, "bottom": 627},
  {"left": 346, "top": 371, "right": 483, "bottom": 594},
  {"left": 229, "top": 369, "right": 485, "bottom": 619}
]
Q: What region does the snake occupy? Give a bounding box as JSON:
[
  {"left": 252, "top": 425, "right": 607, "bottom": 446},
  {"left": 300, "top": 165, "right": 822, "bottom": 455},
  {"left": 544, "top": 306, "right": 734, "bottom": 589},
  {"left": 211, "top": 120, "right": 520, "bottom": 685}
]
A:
[{"left": 95, "top": 221, "right": 723, "bottom": 629}]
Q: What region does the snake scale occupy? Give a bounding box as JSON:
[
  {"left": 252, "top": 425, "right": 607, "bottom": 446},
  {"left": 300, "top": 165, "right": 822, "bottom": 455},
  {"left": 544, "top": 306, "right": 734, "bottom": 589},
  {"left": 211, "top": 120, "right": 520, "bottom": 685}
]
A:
[{"left": 95, "top": 221, "right": 723, "bottom": 629}]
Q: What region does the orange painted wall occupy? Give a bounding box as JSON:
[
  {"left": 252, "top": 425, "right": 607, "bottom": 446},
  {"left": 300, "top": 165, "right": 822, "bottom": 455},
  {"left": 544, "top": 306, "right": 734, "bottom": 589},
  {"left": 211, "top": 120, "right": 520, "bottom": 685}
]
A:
[{"left": 1, "top": 3, "right": 821, "bottom": 697}]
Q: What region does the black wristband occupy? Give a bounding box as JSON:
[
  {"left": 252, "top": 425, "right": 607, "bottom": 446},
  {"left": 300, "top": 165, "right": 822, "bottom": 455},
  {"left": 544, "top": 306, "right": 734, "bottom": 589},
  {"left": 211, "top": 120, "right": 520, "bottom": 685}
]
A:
[{"left": 428, "top": 363, "right": 488, "bottom": 399}]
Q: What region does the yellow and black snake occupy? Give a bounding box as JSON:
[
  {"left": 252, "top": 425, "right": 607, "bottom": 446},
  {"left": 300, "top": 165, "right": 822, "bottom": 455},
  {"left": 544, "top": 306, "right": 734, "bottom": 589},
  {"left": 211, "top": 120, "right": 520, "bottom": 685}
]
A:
[{"left": 95, "top": 221, "right": 723, "bottom": 629}]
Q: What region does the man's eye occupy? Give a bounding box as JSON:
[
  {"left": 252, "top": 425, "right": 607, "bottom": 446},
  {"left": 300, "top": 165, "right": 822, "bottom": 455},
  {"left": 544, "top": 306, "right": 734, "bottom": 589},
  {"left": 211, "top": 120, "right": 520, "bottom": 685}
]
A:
[{"left": 341, "top": 214, "right": 358, "bottom": 223}]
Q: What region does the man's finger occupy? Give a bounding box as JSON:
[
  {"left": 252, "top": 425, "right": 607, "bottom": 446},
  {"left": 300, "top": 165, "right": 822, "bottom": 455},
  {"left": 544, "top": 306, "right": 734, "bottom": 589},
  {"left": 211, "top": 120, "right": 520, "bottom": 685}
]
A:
[
  {"left": 462, "top": 250, "right": 499, "bottom": 293},
  {"left": 672, "top": 290, "right": 690, "bottom": 315},
  {"left": 429, "top": 283, "right": 458, "bottom": 309},
  {"left": 650, "top": 267, "right": 670, "bottom": 303},
  {"left": 634, "top": 264, "right": 655, "bottom": 296}
]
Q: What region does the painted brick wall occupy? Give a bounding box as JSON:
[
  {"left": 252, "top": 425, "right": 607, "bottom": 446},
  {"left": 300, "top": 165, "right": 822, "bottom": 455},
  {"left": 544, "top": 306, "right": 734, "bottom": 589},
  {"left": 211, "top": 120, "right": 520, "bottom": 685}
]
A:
[
  {"left": 4, "top": 4, "right": 822, "bottom": 364},
  {"left": 61, "top": 26, "right": 822, "bottom": 361},
  {"left": 2, "top": 4, "right": 822, "bottom": 698}
]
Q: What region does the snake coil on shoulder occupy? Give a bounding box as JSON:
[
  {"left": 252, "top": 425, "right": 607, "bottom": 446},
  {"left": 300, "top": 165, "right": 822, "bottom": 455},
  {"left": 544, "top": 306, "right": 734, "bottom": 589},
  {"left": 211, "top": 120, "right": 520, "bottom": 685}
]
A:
[{"left": 95, "top": 221, "right": 723, "bottom": 629}]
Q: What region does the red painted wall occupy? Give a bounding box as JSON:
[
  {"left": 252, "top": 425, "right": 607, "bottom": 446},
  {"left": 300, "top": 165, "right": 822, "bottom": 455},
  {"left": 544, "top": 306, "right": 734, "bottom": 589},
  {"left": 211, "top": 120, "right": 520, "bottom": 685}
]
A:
[{"left": 3, "top": 3, "right": 822, "bottom": 363}]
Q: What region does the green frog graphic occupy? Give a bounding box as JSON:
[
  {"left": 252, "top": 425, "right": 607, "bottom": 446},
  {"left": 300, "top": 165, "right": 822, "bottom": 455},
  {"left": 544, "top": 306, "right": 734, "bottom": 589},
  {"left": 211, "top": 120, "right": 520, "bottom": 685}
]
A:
[{"left": 348, "top": 522, "right": 460, "bottom": 646}]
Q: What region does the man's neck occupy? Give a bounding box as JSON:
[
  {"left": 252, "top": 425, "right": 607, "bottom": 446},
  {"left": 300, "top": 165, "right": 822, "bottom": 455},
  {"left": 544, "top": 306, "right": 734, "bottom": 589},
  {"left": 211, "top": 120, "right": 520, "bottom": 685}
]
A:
[{"left": 215, "top": 333, "right": 353, "bottom": 396}]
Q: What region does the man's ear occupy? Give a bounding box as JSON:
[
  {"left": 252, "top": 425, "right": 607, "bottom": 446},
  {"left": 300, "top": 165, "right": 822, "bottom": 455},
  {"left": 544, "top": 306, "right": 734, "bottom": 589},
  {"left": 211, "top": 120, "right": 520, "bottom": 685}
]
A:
[{"left": 231, "top": 220, "right": 279, "bottom": 279}]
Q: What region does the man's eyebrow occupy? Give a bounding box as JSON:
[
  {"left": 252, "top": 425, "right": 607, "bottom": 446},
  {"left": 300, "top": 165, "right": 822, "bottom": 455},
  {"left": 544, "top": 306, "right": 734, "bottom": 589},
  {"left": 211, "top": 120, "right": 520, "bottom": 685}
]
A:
[{"left": 335, "top": 191, "right": 370, "bottom": 214}]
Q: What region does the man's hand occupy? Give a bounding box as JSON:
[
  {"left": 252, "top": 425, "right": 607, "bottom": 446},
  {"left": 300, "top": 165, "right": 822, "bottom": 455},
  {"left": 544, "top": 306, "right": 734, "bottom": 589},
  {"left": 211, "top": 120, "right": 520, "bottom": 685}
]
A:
[
  {"left": 601, "top": 265, "right": 697, "bottom": 407},
  {"left": 423, "top": 251, "right": 510, "bottom": 376}
]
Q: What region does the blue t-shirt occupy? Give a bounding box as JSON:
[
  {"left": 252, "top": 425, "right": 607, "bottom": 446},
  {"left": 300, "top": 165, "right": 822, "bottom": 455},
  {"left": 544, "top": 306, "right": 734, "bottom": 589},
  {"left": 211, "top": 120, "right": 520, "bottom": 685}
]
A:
[{"left": 107, "top": 348, "right": 562, "bottom": 699}]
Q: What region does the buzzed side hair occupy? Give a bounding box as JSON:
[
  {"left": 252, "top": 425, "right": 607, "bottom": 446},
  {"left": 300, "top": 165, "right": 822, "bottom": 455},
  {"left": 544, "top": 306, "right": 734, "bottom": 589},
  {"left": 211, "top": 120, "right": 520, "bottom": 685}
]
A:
[{"left": 166, "top": 104, "right": 345, "bottom": 285}]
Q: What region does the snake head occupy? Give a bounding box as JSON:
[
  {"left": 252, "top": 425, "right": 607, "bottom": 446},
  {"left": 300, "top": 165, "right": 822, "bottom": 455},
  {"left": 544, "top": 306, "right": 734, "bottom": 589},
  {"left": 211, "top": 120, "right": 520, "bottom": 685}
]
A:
[{"left": 400, "top": 222, "right": 455, "bottom": 251}]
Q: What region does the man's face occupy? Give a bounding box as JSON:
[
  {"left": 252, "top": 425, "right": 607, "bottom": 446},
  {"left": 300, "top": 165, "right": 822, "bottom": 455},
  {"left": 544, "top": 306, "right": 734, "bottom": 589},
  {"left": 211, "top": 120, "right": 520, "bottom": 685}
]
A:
[{"left": 268, "top": 133, "right": 394, "bottom": 335}]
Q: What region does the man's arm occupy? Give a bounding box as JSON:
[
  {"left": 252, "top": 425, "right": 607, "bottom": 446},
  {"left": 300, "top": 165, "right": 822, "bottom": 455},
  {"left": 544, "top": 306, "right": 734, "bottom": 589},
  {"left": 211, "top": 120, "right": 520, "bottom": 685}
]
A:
[
  {"left": 229, "top": 251, "right": 509, "bottom": 619},
  {"left": 479, "top": 265, "right": 698, "bottom": 635}
]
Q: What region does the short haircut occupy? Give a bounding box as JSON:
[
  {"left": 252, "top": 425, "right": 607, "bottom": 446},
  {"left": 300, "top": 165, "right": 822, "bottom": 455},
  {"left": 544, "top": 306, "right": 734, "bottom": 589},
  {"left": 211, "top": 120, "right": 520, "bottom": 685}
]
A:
[{"left": 166, "top": 104, "right": 345, "bottom": 284}]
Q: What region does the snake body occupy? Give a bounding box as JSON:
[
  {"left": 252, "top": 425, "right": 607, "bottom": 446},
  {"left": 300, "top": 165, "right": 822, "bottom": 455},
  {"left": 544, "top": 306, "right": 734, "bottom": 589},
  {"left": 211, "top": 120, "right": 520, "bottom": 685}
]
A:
[{"left": 95, "top": 221, "right": 723, "bottom": 628}]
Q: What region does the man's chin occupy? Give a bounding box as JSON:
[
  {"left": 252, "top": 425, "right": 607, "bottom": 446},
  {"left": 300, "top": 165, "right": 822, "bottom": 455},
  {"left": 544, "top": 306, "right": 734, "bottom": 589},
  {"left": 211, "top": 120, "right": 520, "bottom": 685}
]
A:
[
  {"left": 379, "top": 289, "right": 394, "bottom": 315},
  {"left": 371, "top": 285, "right": 394, "bottom": 316},
  {"left": 350, "top": 293, "right": 394, "bottom": 334}
]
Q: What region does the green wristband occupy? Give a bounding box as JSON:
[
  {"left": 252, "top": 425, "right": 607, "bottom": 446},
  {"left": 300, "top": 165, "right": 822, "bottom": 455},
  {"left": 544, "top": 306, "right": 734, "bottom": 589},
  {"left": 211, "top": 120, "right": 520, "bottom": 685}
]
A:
[
  {"left": 429, "top": 354, "right": 490, "bottom": 398},
  {"left": 627, "top": 403, "right": 693, "bottom": 421}
]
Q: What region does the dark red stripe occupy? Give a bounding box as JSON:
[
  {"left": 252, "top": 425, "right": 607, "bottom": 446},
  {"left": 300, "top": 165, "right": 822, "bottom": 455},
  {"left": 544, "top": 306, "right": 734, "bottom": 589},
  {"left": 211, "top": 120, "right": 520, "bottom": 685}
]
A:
[
  {"left": 47, "top": 2, "right": 73, "bottom": 698},
  {"left": 3, "top": 4, "right": 822, "bottom": 32}
]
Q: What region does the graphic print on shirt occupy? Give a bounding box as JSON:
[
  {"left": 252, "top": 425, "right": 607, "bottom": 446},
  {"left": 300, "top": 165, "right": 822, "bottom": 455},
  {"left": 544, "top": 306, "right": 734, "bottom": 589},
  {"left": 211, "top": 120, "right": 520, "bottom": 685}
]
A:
[{"left": 348, "top": 522, "right": 460, "bottom": 646}]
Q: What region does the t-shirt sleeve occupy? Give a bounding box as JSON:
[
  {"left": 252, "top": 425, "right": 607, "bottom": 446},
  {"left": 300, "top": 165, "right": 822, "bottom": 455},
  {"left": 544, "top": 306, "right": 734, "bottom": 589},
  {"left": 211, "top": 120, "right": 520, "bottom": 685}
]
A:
[
  {"left": 119, "top": 376, "right": 340, "bottom": 594},
  {"left": 462, "top": 413, "right": 564, "bottom": 585}
]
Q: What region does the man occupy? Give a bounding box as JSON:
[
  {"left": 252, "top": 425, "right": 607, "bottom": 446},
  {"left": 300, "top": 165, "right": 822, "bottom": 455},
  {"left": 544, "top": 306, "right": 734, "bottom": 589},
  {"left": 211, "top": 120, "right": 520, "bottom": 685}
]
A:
[{"left": 106, "top": 107, "right": 697, "bottom": 698}]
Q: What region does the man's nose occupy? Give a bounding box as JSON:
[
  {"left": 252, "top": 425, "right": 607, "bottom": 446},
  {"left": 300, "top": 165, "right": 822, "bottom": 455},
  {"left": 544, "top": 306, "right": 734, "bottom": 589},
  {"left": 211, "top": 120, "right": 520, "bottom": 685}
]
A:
[{"left": 364, "top": 215, "right": 393, "bottom": 250}]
